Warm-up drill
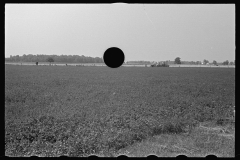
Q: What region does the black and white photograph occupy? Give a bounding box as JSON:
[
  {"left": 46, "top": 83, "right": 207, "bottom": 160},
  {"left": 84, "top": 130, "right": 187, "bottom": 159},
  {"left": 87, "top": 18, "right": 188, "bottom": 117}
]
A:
[{"left": 5, "top": 3, "right": 235, "bottom": 157}]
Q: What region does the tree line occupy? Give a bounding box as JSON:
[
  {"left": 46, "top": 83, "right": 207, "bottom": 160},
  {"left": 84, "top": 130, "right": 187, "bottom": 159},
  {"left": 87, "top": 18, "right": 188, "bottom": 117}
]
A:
[
  {"left": 5, "top": 54, "right": 104, "bottom": 63},
  {"left": 174, "top": 57, "right": 235, "bottom": 65},
  {"left": 5, "top": 54, "right": 235, "bottom": 65},
  {"left": 126, "top": 61, "right": 152, "bottom": 64}
]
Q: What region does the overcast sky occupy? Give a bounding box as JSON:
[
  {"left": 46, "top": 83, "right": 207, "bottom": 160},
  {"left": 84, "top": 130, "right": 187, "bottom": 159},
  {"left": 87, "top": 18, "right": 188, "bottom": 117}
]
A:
[{"left": 5, "top": 4, "right": 235, "bottom": 62}]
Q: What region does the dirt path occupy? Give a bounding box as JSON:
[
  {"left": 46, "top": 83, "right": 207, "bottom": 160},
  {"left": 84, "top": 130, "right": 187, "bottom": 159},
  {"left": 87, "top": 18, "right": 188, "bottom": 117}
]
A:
[{"left": 116, "top": 121, "right": 235, "bottom": 157}]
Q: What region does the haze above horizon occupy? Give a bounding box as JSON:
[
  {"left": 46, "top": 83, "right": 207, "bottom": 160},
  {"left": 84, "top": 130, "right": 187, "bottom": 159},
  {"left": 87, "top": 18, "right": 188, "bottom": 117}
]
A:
[{"left": 5, "top": 4, "right": 235, "bottom": 62}]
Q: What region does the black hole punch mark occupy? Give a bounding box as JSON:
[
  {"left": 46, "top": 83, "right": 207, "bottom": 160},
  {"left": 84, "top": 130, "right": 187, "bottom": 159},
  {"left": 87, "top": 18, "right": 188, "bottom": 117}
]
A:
[{"left": 103, "top": 47, "right": 125, "bottom": 68}]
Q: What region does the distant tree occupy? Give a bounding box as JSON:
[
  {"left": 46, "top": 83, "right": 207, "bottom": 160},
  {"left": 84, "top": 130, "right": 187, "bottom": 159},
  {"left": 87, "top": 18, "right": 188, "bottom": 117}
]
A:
[
  {"left": 222, "top": 60, "right": 229, "bottom": 65},
  {"left": 15, "top": 55, "right": 20, "bottom": 61},
  {"left": 229, "top": 61, "right": 234, "bottom": 65},
  {"left": 203, "top": 59, "right": 209, "bottom": 65},
  {"left": 174, "top": 57, "right": 181, "bottom": 64},
  {"left": 47, "top": 57, "right": 54, "bottom": 65},
  {"left": 196, "top": 61, "right": 201, "bottom": 65},
  {"left": 213, "top": 60, "right": 217, "bottom": 65}
]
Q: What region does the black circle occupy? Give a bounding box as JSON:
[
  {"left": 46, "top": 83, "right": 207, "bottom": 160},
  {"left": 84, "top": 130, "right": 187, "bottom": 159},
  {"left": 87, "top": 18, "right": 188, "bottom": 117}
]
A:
[{"left": 103, "top": 47, "right": 125, "bottom": 68}]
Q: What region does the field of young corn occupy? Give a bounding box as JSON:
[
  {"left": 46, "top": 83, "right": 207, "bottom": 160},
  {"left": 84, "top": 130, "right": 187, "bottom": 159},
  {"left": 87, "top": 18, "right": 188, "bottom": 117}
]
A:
[{"left": 5, "top": 65, "right": 235, "bottom": 157}]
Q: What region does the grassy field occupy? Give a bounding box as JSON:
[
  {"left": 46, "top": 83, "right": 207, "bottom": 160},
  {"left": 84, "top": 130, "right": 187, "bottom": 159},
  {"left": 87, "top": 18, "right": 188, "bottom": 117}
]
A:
[{"left": 5, "top": 65, "right": 235, "bottom": 157}]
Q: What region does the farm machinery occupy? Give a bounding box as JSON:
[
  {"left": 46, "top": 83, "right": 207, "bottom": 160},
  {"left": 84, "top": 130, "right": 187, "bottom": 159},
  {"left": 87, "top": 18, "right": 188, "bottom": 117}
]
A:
[{"left": 150, "top": 62, "right": 169, "bottom": 67}]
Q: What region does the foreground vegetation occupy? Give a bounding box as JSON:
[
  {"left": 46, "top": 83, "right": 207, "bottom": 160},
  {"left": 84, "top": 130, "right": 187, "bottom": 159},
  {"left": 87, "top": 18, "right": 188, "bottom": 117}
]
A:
[{"left": 5, "top": 65, "right": 235, "bottom": 156}]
